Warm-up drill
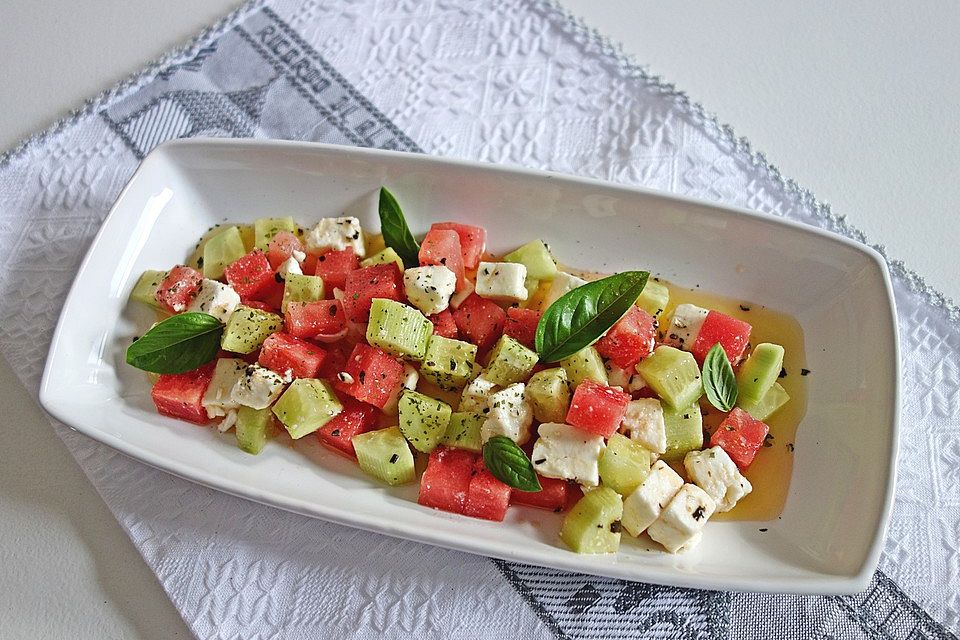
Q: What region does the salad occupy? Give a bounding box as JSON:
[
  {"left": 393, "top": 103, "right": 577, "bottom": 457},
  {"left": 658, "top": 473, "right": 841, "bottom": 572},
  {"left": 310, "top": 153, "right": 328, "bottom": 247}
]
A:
[{"left": 126, "top": 188, "right": 793, "bottom": 555}]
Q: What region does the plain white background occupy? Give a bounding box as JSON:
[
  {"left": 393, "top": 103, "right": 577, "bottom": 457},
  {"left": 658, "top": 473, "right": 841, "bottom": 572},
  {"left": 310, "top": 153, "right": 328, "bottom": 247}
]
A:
[{"left": 1, "top": 1, "right": 957, "bottom": 637}]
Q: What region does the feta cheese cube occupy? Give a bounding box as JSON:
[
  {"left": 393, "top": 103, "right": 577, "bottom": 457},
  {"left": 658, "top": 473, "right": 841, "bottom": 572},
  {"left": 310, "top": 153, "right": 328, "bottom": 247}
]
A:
[
  {"left": 218, "top": 409, "right": 238, "bottom": 433},
  {"left": 187, "top": 279, "right": 241, "bottom": 323},
  {"left": 663, "top": 303, "right": 708, "bottom": 351},
  {"left": 459, "top": 375, "right": 498, "bottom": 412},
  {"left": 480, "top": 383, "right": 533, "bottom": 445},
  {"left": 647, "top": 483, "right": 717, "bottom": 553},
  {"left": 620, "top": 398, "right": 667, "bottom": 455},
  {"left": 621, "top": 460, "right": 684, "bottom": 536},
  {"left": 604, "top": 362, "right": 647, "bottom": 392},
  {"left": 278, "top": 256, "right": 303, "bottom": 278},
  {"left": 403, "top": 266, "right": 457, "bottom": 316},
  {"left": 230, "top": 364, "right": 287, "bottom": 410},
  {"left": 542, "top": 271, "right": 587, "bottom": 308},
  {"left": 531, "top": 422, "right": 606, "bottom": 486},
  {"left": 304, "top": 216, "right": 365, "bottom": 257},
  {"left": 683, "top": 446, "right": 753, "bottom": 512},
  {"left": 202, "top": 358, "right": 248, "bottom": 418},
  {"left": 475, "top": 262, "right": 528, "bottom": 303}
]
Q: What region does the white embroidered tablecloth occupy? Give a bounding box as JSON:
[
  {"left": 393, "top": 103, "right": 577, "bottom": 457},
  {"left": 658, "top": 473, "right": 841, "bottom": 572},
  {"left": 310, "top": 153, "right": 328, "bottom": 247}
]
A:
[{"left": 1, "top": 1, "right": 958, "bottom": 638}]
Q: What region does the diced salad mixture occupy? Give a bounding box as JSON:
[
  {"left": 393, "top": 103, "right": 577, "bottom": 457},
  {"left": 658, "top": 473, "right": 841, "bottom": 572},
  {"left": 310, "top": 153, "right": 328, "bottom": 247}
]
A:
[{"left": 126, "top": 188, "right": 793, "bottom": 555}]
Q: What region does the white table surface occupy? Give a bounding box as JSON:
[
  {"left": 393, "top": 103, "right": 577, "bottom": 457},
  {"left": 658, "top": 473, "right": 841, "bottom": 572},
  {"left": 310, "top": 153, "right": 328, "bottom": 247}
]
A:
[{"left": 1, "top": 1, "right": 957, "bottom": 637}]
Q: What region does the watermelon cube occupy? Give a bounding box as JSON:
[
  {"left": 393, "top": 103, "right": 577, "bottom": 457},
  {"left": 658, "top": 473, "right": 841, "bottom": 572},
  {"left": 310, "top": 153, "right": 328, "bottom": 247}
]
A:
[
  {"left": 150, "top": 363, "right": 215, "bottom": 424},
  {"left": 510, "top": 475, "right": 571, "bottom": 512},
  {"left": 565, "top": 379, "right": 631, "bottom": 438},
  {"left": 257, "top": 332, "right": 326, "bottom": 379},
  {"left": 154, "top": 265, "right": 202, "bottom": 312},
  {"left": 711, "top": 407, "right": 769, "bottom": 470},
  {"left": 428, "top": 309, "right": 459, "bottom": 339},
  {"left": 452, "top": 293, "right": 506, "bottom": 352},
  {"left": 284, "top": 300, "right": 348, "bottom": 340},
  {"left": 430, "top": 222, "right": 487, "bottom": 270},
  {"left": 595, "top": 306, "right": 656, "bottom": 370},
  {"left": 318, "top": 341, "right": 351, "bottom": 383},
  {"left": 313, "top": 247, "right": 359, "bottom": 290},
  {"left": 691, "top": 311, "right": 752, "bottom": 365},
  {"left": 267, "top": 230, "right": 305, "bottom": 269},
  {"left": 504, "top": 307, "right": 541, "bottom": 350},
  {"left": 419, "top": 228, "right": 466, "bottom": 289},
  {"left": 225, "top": 250, "right": 277, "bottom": 300},
  {"left": 335, "top": 343, "right": 405, "bottom": 409},
  {"left": 418, "top": 446, "right": 478, "bottom": 514},
  {"left": 342, "top": 263, "right": 405, "bottom": 323},
  {"left": 316, "top": 396, "right": 381, "bottom": 457},
  {"left": 463, "top": 459, "right": 512, "bottom": 521}
]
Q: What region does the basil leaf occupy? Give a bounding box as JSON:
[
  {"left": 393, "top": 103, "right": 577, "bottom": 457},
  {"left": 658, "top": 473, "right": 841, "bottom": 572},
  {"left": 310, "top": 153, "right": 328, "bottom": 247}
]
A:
[
  {"left": 126, "top": 312, "right": 224, "bottom": 374},
  {"left": 703, "top": 342, "right": 738, "bottom": 411},
  {"left": 535, "top": 271, "right": 649, "bottom": 363},
  {"left": 482, "top": 436, "right": 542, "bottom": 492},
  {"left": 378, "top": 187, "right": 420, "bottom": 268}
]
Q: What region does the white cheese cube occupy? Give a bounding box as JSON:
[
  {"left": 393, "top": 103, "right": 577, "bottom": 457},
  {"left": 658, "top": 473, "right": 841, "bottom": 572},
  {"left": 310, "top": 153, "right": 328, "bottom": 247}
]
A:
[
  {"left": 621, "top": 460, "right": 684, "bottom": 536},
  {"left": 217, "top": 409, "right": 238, "bottom": 433},
  {"left": 542, "top": 271, "right": 587, "bottom": 308},
  {"left": 480, "top": 383, "right": 533, "bottom": 445},
  {"left": 531, "top": 422, "right": 606, "bottom": 486},
  {"left": 277, "top": 256, "right": 303, "bottom": 278},
  {"left": 403, "top": 266, "right": 457, "bottom": 316},
  {"left": 604, "top": 362, "right": 647, "bottom": 392},
  {"left": 187, "top": 279, "right": 241, "bottom": 323},
  {"left": 475, "top": 262, "right": 528, "bottom": 303},
  {"left": 663, "top": 303, "right": 708, "bottom": 352},
  {"left": 383, "top": 363, "right": 420, "bottom": 414},
  {"left": 459, "top": 375, "right": 498, "bottom": 412},
  {"left": 620, "top": 398, "right": 667, "bottom": 454},
  {"left": 304, "top": 216, "right": 366, "bottom": 257},
  {"left": 230, "top": 364, "right": 287, "bottom": 410},
  {"left": 647, "top": 483, "right": 717, "bottom": 553},
  {"left": 202, "top": 358, "right": 248, "bottom": 418},
  {"left": 683, "top": 446, "right": 753, "bottom": 512}
]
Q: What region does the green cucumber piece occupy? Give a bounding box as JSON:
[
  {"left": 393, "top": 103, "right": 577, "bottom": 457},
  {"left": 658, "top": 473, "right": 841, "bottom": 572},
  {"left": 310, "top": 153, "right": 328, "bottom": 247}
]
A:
[
  {"left": 353, "top": 426, "right": 416, "bottom": 486},
  {"left": 441, "top": 412, "right": 484, "bottom": 452},
  {"left": 130, "top": 269, "right": 167, "bottom": 309},
  {"left": 272, "top": 379, "right": 342, "bottom": 439},
  {"left": 635, "top": 280, "right": 670, "bottom": 317},
  {"left": 235, "top": 406, "right": 272, "bottom": 455},
  {"left": 366, "top": 299, "right": 433, "bottom": 360},
  {"left": 361, "top": 247, "right": 404, "bottom": 271},
  {"left": 559, "top": 487, "right": 623, "bottom": 554},
  {"left": 737, "top": 343, "right": 786, "bottom": 405},
  {"left": 221, "top": 306, "right": 282, "bottom": 354},
  {"left": 420, "top": 335, "right": 477, "bottom": 390},
  {"left": 525, "top": 367, "right": 570, "bottom": 423},
  {"left": 598, "top": 433, "right": 652, "bottom": 496},
  {"left": 281, "top": 273, "right": 324, "bottom": 312},
  {"left": 484, "top": 335, "right": 538, "bottom": 386},
  {"left": 502, "top": 239, "right": 558, "bottom": 281},
  {"left": 636, "top": 345, "right": 702, "bottom": 409},
  {"left": 739, "top": 381, "right": 790, "bottom": 421},
  {"left": 398, "top": 390, "right": 453, "bottom": 453},
  {"left": 561, "top": 346, "right": 608, "bottom": 388},
  {"left": 254, "top": 216, "right": 297, "bottom": 250},
  {"left": 202, "top": 226, "right": 247, "bottom": 279},
  {"left": 661, "top": 401, "right": 703, "bottom": 462}
]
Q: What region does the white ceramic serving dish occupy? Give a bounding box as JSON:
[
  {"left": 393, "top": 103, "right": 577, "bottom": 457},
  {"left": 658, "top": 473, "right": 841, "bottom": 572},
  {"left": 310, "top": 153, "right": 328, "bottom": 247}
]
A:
[{"left": 40, "top": 139, "right": 898, "bottom": 594}]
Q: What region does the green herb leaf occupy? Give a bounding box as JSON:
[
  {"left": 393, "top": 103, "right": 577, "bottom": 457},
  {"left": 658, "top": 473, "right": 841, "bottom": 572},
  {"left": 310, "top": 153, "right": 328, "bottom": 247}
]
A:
[
  {"left": 126, "top": 312, "right": 224, "bottom": 374},
  {"left": 534, "top": 271, "right": 649, "bottom": 363},
  {"left": 703, "top": 343, "right": 738, "bottom": 411},
  {"left": 482, "top": 436, "right": 542, "bottom": 492},
  {"left": 378, "top": 187, "right": 420, "bottom": 268}
]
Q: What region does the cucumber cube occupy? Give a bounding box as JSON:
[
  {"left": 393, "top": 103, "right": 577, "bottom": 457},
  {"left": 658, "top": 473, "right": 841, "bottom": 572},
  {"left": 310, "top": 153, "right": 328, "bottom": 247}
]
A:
[
  {"left": 561, "top": 346, "right": 608, "bottom": 388},
  {"left": 525, "top": 367, "right": 570, "bottom": 423},
  {"left": 221, "top": 306, "right": 282, "bottom": 354},
  {"left": 399, "top": 390, "right": 453, "bottom": 453},
  {"left": 420, "top": 335, "right": 477, "bottom": 390},
  {"left": 281, "top": 273, "right": 324, "bottom": 312},
  {"left": 559, "top": 487, "right": 623, "bottom": 554},
  {"left": 272, "top": 379, "right": 342, "bottom": 439},
  {"left": 737, "top": 343, "right": 786, "bottom": 405},
  {"left": 441, "top": 411, "right": 484, "bottom": 452},
  {"left": 739, "top": 382, "right": 790, "bottom": 421},
  {"left": 503, "top": 239, "right": 558, "bottom": 281},
  {"left": 661, "top": 401, "right": 703, "bottom": 462},
  {"left": 130, "top": 269, "right": 167, "bottom": 309},
  {"left": 235, "top": 406, "right": 272, "bottom": 455},
  {"left": 254, "top": 216, "right": 297, "bottom": 250},
  {"left": 353, "top": 426, "right": 416, "bottom": 486},
  {"left": 203, "top": 226, "right": 247, "bottom": 280},
  {"left": 598, "top": 433, "right": 652, "bottom": 495},
  {"left": 366, "top": 299, "right": 433, "bottom": 360},
  {"left": 484, "top": 335, "right": 539, "bottom": 386},
  {"left": 361, "top": 247, "right": 404, "bottom": 271},
  {"left": 636, "top": 280, "right": 670, "bottom": 317},
  {"left": 636, "top": 346, "right": 702, "bottom": 409}
]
